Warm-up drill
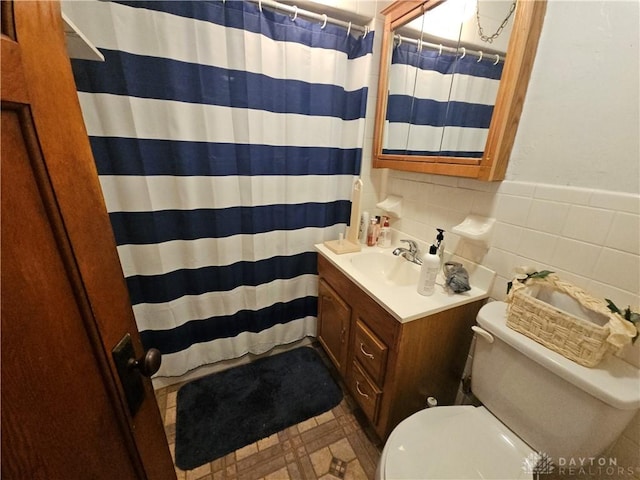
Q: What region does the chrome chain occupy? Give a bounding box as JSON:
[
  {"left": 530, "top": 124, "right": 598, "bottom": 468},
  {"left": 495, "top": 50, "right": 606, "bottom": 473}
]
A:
[{"left": 476, "top": 1, "right": 517, "bottom": 44}]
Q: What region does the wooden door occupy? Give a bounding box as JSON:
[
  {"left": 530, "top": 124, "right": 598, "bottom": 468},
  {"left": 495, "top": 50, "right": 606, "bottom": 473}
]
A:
[{"left": 1, "top": 1, "right": 176, "bottom": 478}]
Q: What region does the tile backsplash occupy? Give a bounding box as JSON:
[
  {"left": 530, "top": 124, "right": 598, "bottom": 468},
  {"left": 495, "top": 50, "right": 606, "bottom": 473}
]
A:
[
  {"left": 386, "top": 175, "right": 638, "bottom": 298},
  {"left": 381, "top": 173, "right": 640, "bottom": 367}
]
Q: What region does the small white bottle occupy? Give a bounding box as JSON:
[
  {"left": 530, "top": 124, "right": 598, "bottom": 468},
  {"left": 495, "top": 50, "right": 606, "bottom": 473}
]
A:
[
  {"left": 417, "top": 244, "right": 440, "bottom": 296},
  {"left": 366, "top": 217, "right": 378, "bottom": 246},
  {"left": 377, "top": 216, "right": 391, "bottom": 248},
  {"left": 359, "top": 211, "right": 370, "bottom": 244}
]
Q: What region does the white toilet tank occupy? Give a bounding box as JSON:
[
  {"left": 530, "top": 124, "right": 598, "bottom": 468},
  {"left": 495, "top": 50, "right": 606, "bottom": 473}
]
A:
[{"left": 473, "top": 301, "right": 640, "bottom": 460}]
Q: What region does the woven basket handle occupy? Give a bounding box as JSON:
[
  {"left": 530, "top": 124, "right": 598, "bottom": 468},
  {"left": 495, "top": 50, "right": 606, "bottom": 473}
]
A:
[{"left": 530, "top": 274, "right": 611, "bottom": 316}]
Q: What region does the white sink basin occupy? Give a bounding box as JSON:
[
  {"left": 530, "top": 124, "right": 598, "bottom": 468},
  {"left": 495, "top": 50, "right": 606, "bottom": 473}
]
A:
[
  {"left": 316, "top": 241, "right": 496, "bottom": 323},
  {"left": 350, "top": 252, "right": 420, "bottom": 287}
]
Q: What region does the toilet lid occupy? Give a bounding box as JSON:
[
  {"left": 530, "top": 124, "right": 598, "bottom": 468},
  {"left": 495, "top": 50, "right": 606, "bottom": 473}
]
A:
[{"left": 381, "top": 406, "right": 535, "bottom": 480}]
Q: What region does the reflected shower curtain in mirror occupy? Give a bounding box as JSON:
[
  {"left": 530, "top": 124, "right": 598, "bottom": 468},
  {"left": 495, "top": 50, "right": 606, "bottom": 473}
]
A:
[
  {"left": 383, "top": 43, "right": 503, "bottom": 157},
  {"left": 69, "top": 0, "right": 373, "bottom": 376}
]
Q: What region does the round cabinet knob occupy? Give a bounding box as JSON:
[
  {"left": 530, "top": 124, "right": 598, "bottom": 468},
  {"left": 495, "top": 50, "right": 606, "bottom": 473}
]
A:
[{"left": 128, "top": 348, "right": 162, "bottom": 377}]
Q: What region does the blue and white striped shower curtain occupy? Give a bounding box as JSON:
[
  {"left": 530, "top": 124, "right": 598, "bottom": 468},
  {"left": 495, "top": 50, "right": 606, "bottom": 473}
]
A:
[
  {"left": 383, "top": 43, "right": 503, "bottom": 157},
  {"left": 68, "top": 0, "right": 373, "bottom": 377}
]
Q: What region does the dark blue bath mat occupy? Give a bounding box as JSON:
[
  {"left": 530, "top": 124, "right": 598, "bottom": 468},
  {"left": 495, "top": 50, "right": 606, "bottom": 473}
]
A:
[{"left": 174, "top": 346, "right": 343, "bottom": 470}]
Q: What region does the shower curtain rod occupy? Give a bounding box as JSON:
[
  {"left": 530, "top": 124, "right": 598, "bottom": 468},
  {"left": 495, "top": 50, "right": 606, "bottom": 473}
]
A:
[
  {"left": 248, "top": 0, "right": 368, "bottom": 34},
  {"left": 394, "top": 34, "right": 505, "bottom": 63}
]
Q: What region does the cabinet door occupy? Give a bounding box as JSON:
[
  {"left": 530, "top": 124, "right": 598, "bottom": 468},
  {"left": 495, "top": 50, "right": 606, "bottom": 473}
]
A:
[{"left": 317, "top": 279, "right": 351, "bottom": 375}]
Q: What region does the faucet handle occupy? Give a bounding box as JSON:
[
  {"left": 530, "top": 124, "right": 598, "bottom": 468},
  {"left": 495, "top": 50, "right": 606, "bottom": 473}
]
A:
[{"left": 400, "top": 239, "right": 418, "bottom": 253}]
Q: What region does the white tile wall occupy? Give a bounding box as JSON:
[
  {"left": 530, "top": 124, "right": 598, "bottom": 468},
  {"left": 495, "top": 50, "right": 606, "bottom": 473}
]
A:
[
  {"left": 369, "top": 176, "right": 640, "bottom": 475},
  {"left": 374, "top": 174, "right": 640, "bottom": 373},
  {"left": 377, "top": 177, "right": 640, "bottom": 315}
]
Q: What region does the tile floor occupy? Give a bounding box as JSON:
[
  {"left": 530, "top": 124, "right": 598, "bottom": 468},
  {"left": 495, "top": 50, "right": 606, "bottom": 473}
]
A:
[{"left": 154, "top": 347, "right": 382, "bottom": 480}]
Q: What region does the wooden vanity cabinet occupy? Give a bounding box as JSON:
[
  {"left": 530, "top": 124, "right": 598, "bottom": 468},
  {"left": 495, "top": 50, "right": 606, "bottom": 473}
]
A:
[
  {"left": 317, "top": 254, "right": 484, "bottom": 441},
  {"left": 317, "top": 278, "right": 351, "bottom": 376}
]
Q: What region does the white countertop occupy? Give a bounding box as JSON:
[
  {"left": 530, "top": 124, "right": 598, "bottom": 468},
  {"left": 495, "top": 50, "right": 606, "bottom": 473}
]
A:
[{"left": 315, "top": 242, "right": 496, "bottom": 323}]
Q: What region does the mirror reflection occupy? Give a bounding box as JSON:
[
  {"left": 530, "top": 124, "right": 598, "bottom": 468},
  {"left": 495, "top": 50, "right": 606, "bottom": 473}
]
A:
[{"left": 382, "top": 0, "right": 516, "bottom": 158}]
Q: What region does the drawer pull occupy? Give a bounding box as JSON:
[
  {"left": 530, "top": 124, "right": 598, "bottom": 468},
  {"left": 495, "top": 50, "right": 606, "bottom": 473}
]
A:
[
  {"left": 359, "top": 342, "right": 374, "bottom": 359},
  {"left": 355, "top": 381, "right": 370, "bottom": 398}
]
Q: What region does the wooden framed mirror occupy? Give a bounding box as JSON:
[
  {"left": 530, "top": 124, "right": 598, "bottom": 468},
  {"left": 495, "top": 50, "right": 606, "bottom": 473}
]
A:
[{"left": 372, "top": 0, "right": 546, "bottom": 181}]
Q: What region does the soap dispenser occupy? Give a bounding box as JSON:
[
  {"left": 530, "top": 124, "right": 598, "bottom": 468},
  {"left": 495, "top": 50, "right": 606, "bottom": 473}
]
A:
[
  {"left": 435, "top": 228, "right": 445, "bottom": 269},
  {"left": 417, "top": 244, "right": 440, "bottom": 296}
]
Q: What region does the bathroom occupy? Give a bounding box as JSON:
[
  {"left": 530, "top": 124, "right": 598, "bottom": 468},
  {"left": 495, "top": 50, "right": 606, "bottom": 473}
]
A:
[{"left": 5, "top": 0, "right": 637, "bottom": 478}]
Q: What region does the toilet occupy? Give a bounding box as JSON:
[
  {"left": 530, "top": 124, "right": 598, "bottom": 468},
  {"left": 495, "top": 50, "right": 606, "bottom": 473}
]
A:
[{"left": 376, "top": 301, "right": 640, "bottom": 480}]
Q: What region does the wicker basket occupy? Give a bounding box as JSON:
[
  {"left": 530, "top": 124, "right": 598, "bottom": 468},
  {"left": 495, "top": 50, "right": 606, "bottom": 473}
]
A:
[{"left": 505, "top": 274, "right": 627, "bottom": 367}]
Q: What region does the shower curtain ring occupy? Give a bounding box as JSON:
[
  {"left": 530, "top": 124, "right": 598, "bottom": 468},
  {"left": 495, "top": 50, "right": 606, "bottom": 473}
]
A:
[
  {"left": 363, "top": 25, "right": 369, "bottom": 39},
  {"left": 494, "top": 54, "right": 500, "bottom": 65},
  {"left": 397, "top": 35, "right": 402, "bottom": 47},
  {"left": 258, "top": 0, "right": 262, "bottom": 12},
  {"left": 291, "top": 5, "right": 298, "bottom": 21},
  {"left": 346, "top": 21, "right": 351, "bottom": 37},
  {"left": 321, "top": 14, "right": 327, "bottom": 29},
  {"left": 460, "top": 47, "right": 466, "bottom": 59},
  {"left": 477, "top": 51, "right": 483, "bottom": 62},
  {"left": 438, "top": 44, "right": 442, "bottom": 55}
]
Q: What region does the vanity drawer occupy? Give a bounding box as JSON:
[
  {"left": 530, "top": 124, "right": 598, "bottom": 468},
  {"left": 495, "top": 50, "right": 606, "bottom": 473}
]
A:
[
  {"left": 353, "top": 319, "right": 388, "bottom": 386},
  {"left": 349, "top": 361, "right": 382, "bottom": 424}
]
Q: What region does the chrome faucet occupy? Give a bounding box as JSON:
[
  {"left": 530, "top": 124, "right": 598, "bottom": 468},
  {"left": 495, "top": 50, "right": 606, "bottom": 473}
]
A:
[{"left": 392, "top": 239, "right": 423, "bottom": 265}]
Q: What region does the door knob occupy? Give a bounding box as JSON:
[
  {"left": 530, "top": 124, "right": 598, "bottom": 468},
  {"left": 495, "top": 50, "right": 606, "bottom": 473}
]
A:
[
  {"left": 113, "top": 334, "right": 161, "bottom": 416},
  {"left": 128, "top": 348, "right": 162, "bottom": 377}
]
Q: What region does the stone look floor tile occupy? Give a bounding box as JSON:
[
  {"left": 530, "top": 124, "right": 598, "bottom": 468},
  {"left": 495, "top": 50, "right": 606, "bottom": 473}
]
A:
[
  {"left": 329, "top": 438, "right": 356, "bottom": 463},
  {"left": 225, "top": 463, "right": 237, "bottom": 477},
  {"left": 257, "top": 434, "right": 280, "bottom": 451},
  {"left": 164, "top": 406, "right": 177, "bottom": 426},
  {"left": 165, "top": 423, "right": 176, "bottom": 444},
  {"left": 236, "top": 442, "right": 259, "bottom": 461},
  {"left": 185, "top": 462, "right": 211, "bottom": 480},
  {"left": 264, "top": 466, "right": 290, "bottom": 480},
  {"left": 301, "top": 421, "right": 345, "bottom": 454},
  {"left": 286, "top": 461, "right": 302, "bottom": 479},
  {"left": 344, "top": 460, "right": 368, "bottom": 480},
  {"left": 238, "top": 454, "right": 287, "bottom": 480},
  {"left": 167, "top": 390, "right": 177, "bottom": 408},
  {"left": 296, "top": 417, "right": 318, "bottom": 433},
  {"left": 309, "top": 447, "right": 332, "bottom": 477},
  {"left": 296, "top": 454, "right": 317, "bottom": 479},
  {"left": 237, "top": 444, "right": 285, "bottom": 473},
  {"left": 315, "top": 410, "right": 335, "bottom": 425}
]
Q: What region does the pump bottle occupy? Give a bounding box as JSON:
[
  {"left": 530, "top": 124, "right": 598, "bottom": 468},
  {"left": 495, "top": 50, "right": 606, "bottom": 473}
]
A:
[
  {"left": 417, "top": 244, "right": 440, "bottom": 296},
  {"left": 435, "top": 228, "right": 445, "bottom": 270}
]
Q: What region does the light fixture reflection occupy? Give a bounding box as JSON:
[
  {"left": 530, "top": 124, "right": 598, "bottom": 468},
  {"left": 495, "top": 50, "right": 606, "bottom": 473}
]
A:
[{"left": 422, "top": 0, "right": 478, "bottom": 41}]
